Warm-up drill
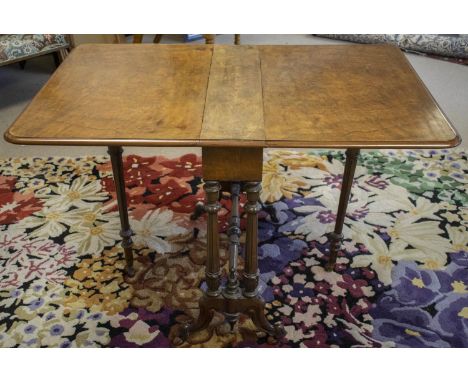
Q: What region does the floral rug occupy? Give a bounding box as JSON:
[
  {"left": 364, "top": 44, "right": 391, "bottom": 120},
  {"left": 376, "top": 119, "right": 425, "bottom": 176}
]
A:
[{"left": 0, "top": 149, "right": 466, "bottom": 348}]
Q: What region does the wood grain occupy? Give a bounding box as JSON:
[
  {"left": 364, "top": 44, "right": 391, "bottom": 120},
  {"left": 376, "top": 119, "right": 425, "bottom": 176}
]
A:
[
  {"left": 201, "top": 46, "right": 265, "bottom": 143},
  {"left": 202, "top": 147, "right": 263, "bottom": 181},
  {"left": 6, "top": 44, "right": 213, "bottom": 146},
  {"left": 5, "top": 44, "right": 460, "bottom": 149},
  {"left": 259, "top": 45, "right": 460, "bottom": 148}
]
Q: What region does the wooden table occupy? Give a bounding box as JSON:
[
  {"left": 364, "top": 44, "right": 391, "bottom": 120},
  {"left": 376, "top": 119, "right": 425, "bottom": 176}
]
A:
[{"left": 5, "top": 44, "right": 460, "bottom": 340}]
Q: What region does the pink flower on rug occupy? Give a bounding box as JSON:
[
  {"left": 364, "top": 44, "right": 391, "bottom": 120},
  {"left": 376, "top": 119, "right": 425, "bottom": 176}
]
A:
[
  {"left": 0, "top": 176, "right": 16, "bottom": 192},
  {"left": 99, "top": 155, "right": 164, "bottom": 190},
  {"left": 159, "top": 153, "right": 202, "bottom": 179},
  {"left": 0, "top": 227, "right": 76, "bottom": 288},
  {"left": 145, "top": 178, "right": 192, "bottom": 207},
  {"left": 0, "top": 176, "right": 43, "bottom": 225}
]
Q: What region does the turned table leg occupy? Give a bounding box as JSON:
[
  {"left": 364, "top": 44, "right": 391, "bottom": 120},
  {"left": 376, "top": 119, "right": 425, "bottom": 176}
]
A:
[
  {"left": 108, "top": 146, "right": 134, "bottom": 276},
  {"left": 326, "top": 148, "right": 360, "bottom": 271},
  {"left": 183, "top": 181, "right": 221, "bottom": 334},
  {"left": 177, "top": 147, "right": 285, "bottom": 343},
  {"left": 242, "top": 182, "right": 284, "bottom": 337},
  {"left": 243, "top": 182, "right": 261, "bottom": 298},
  {"left": 223, "top": 182, "right": 242, "bottom": 329},
  {"left": 204, "top": 181, "right": 222, "bottom": 297},
  {"left": 180, "top": 180, "right": 284, "bottom": 341}
]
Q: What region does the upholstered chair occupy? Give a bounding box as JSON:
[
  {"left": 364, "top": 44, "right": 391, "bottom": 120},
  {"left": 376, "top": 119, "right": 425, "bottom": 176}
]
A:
[{"left": 0, "top": 34, "right": 71, "bottom": 68}]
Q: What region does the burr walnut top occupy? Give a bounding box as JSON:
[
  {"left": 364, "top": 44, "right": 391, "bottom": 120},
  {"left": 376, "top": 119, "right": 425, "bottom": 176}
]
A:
[{"left": 5, "top": 44, "right": 460, "bottom": 149}]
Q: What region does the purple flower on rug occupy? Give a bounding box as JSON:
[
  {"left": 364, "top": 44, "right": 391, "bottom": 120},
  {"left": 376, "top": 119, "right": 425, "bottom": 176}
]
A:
[
  {"left": 263, "top": 200, "right": 296, "bottom": 225},
  {"left": 28, "top": 297, "right": 45, "bottom": 311},
  {"left": 431, "top": 294, "right": 468, "bottom": 347},
  {"left": 372, "top": 316, "right": 451, "bottom": 347},
  {"left": 257, "top": 201, "right": 308, "bottom": 301},
  {"left": 258, "top": 220, "right": 276, "bottom": 242},
  {"left": 389, "top": 261, "right": 443, "bottom": 307},
  {"left": 371, "top": 293, "right": 450, "bottom": 347},
  {"left": 316, "top": 210, "right": 336, "bottom": 224},
  {"left": 323, "top": 174, "right": 343, "bottom": 188},
  {"left": 364, "top": 175, "right": 389, "bottom": 190},
  {"left": 449, "top": 250, "right": 468, "bottom": 268},
  {"left": 435, "top": 262, "right": 467, "bottom": 295},
  {"left": 288, "top": 280, "right": 315, "bottom": 299},
  {"left": 370, "top": 260, "right": 468, "bottom": 347},
  {"left": 259, "top": 238, "right": 307, "bottom": 276}
]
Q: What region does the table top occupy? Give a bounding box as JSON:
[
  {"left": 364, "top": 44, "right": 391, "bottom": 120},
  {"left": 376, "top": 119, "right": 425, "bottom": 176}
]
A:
[{"left": 5, "top": 44, "right": 460, "bottom": 149}]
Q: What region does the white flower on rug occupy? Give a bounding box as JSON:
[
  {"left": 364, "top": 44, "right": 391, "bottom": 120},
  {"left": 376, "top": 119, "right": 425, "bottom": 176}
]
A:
[
  {"left": 283, "top": 157, "right": 417, "bottom": 244},
  {"left": 292, "top": 303, "right": 322, "bottom": 327},
  {"left": 131, "top": 208, "right": 188, "bottom": 254},
  {"left": 65, "top": 204, "right": 120, "bottom": 227},
  {"left": 395, "top": 196, "right": 442, "bottom": 223},
  {"left": 0, "top": 325, "right": 16, "bottom": 347},
  {"left": 283, "top": 186, "right": 395, "bottom": 242},
  {"left": 386, "top": 218, "right": 451, "bottom": 269},
  {"left": 65, "top": 220, "right": 121, "bottom": 255},
  {"left": 351, "top": 234, "right": 427, "bottom": 285},
  {"left": 16, "top": 205, "right": 77, "bottom": 238},
  {"left": 123, "top": 320, "right": 159, "bottom": 346},
  {"left": 38, "top": 175, "right": 108, "bottom": 209},
  {"left": 446, "top": 225, "right": 468, "bottom": 253},
  {"left": 297, "top": 153, "right": 365, "bottom": 178}
]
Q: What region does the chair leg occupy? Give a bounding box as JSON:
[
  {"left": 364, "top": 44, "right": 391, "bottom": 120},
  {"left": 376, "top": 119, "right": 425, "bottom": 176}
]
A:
[
  {"left": 204, "top": 34, "right": 215, "bottom": 44},
  {"left": 133, "top": 34, "right": 144, "bottom": 43},
  {"left": 52, "top": 52, "right": 61, "bottom": 68},
  {"left": 58, "top": 48, "right": 69, "bottom": 62},
  {"left": 234, "top": 34, "right": 240, "bottom": 45},
  {"left": 52, "top": 49, "right": 69, "bottom": 68},
  {"left": 153, "top": 34, "right": 163, "bottom": 43}
]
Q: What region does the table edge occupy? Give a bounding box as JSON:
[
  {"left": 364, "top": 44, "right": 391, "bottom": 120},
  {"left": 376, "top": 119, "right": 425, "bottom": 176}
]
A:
[
  {"left": 4, "top": 129, "right": 461, "bottom": 149},
  {"left": 5, "top": 44, "right": 462, "bottom": 150}
]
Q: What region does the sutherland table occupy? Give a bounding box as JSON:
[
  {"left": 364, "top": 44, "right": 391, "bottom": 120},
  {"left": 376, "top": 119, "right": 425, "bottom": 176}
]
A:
[{"left": 5, "top": 44, "right": 460, "bottom": 339}]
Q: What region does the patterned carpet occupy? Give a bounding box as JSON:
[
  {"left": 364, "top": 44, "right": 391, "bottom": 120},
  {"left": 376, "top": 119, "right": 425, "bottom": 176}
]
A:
[{"left": 0, "top": 149, "right": 466, "bottom": 347}]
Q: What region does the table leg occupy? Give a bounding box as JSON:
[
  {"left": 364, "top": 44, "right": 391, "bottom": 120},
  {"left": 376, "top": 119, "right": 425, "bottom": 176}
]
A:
[
  {"left": 242, "top": 182, "right": 261, "bottom": 297},
  {"left": 326, "top": 148, "right": 360, "bottom": 271},
  {"left": 242, "top": 182, "right": 284, "bottom": 336},
  {"left": 224, "top": 182, "right": 242, "bottom": 329},
  {"left": 178, "top": 180, "right": 285, "bottom": 342},
  {"left": 204, "top": 181, "right": 222, "bottom": 297},
  {"left": 182, "top": 181, "right": 221, "bottom": 335},
  {"left": 108, "top": 146, "right": 134, "bottom": 276}
]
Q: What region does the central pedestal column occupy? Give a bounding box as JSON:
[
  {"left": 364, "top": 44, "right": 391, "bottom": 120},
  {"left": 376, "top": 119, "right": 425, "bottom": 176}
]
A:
[{"left": 180, "top": 147, "right": 285, "bottom": 341}]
